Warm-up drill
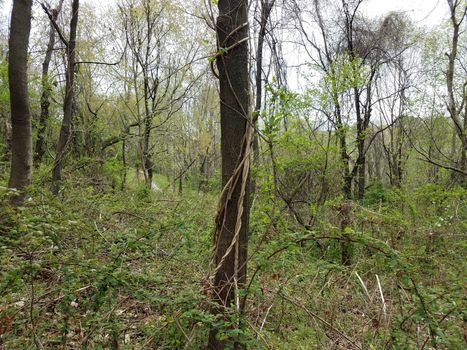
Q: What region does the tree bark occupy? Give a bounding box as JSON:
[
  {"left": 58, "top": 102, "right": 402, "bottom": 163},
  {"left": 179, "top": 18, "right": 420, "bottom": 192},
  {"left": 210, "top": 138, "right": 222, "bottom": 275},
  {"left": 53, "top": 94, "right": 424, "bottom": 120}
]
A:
[
  {"left": 52, "top": 0, "right": 80, "bottom": 194},
  {"left": 207, "top": 0, "right": 250, "bottom": 348},
  {"left": 340, "top": 200, "right": 353, "bottom": 266},
  {"left": 339, "top": 129, "right": 352, "bottom": 200},
  {"left": 7, "top": 0, "right": 33, "bottom": 205},
  {"left": 355, "top": 66, "right": 376, "bottom": 199},
  {"left": 251, "top": 0, "right": 274, "bottom": 198},
  {"left": 1, "top": 115, "right": 12, "bottom": 162},
  {"left": 446, "top": 0, "right": 467, "bottom": 184},
  {"left": 121, "top": 138, "right": 127, "bottom": 191},
  {"left": 35, "top": 0, "right": 64, "bottom": 165},
  {"left": 142, "top": 73, "right": 153, "bottom": 188}
]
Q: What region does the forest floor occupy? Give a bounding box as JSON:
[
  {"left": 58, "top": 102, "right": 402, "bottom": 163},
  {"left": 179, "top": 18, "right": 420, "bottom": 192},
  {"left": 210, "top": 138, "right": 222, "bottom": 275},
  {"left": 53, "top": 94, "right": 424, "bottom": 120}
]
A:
[{"left": 0, "top": 167, "right": 466, "bottom": 349}]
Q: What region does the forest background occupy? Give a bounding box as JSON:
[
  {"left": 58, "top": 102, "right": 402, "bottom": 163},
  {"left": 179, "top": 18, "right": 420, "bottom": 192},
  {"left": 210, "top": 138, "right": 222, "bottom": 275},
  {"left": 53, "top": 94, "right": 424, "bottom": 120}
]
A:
[{"left": 0, "top": 0, "right": 466, "bottom": 349}]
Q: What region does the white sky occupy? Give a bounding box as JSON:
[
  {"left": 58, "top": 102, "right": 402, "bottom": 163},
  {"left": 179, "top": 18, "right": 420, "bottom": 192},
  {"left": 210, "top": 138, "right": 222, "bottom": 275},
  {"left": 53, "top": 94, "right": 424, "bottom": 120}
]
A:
[
  {"left": 365, "top": 0, "right": 446, "bottom": 25},
  {"left": 0, "top": 0, "right": 449, "bottom": 105},
  {"left": 0, "top": 0, "right": 448, "bottom": 92},
  {"left": 1, "top": 0, "right": 448, "bottom": 26}
]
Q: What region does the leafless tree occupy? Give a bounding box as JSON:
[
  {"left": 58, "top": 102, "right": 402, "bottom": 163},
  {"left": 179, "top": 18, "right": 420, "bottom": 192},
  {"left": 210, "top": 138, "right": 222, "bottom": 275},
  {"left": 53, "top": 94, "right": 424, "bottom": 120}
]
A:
[
  {"left": 34, "top": 0, "right": 65, "bottom": 165},
  {"left": 119, "top": 0, "right": 200, "bottom": 188},
  {"left": 446, "top": 0, "right": 467, "bottom": 181},
  {"left": 41, "top": 0, "right": 80, "bottom": 194}
]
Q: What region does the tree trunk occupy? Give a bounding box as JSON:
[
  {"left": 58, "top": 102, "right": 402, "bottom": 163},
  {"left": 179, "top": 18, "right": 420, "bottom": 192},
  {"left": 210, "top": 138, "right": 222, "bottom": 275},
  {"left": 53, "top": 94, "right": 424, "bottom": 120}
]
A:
[
  {"left": 1, "top": 116, "right": 12, "bottom": 162},
  {"left": 121, "top": 138, "right": 127, "bottom": 191},
  {"left": 395, "top": 123, "right": 404, "bottom": 188},
  {"left": 7, "top": 0, "right": 33, "bottom": 205},
  {"left": 52, "top": 0, "right": 79, "bottom": 194},
  {"left": 340, "top": 200, "right": 353, "bottom": 266},
  {"left": 199, "top": 146, "right": 210, "bottom": 192},
  {"left": 446, "top": 0, "right": 467, "bottom": 183},
  {"left": 459, "top": 131, "right": 467, "bottom": 186},
  {"left": 35, "top": 0, "right": 64, "bottom": 165},
  {"left": 357, "top": 140, "right": 366, "bottom": 200},
  {"left": 337, "top": 124, "right": 352, "bottom": 200},
  {"left": 251, "top": 0, "right": 274, "bottom": 198},
  {"left": 142, "top": 72, "right": 153, "bottom": 189},
  {"left": 207, "top": 0, "right": 250, "bottom": 348},
  {"left": 356, "top": 73, "right": 375, "bottom": 199}
]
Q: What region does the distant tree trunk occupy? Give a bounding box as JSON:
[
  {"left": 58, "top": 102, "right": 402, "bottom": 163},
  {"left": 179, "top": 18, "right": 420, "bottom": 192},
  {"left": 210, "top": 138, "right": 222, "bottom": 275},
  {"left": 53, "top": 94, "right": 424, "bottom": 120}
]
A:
[
  {"left": 355, "top": 70, "right": 375, "bottom": 200},
  {"left": 446, "top": 0, "right": 467, "bottom": 184},
  {"left": 35, "top": 0, "right": 64, "bottom": 165},
  {"left": 339, "top": 124, "right": 353, "bottom": 265},
  {"left": 198, "top": 146, "right": 210, "bottom": 192},
  {"left": 142, "top": 73, "right": 153, "bottom": 189},
  {"left": 371, "top": 131, "right": 383, "bottom": 183},
  {"left": 356, "top": 137, "right": 366, "bottom": 200},
  {"left": 356, "top": 124, "right": 370, "bottom": 199},
  {"left": 340, "top": 200, "right": 353, "bottom": 266},
  {"left": 394, "top": 122, "right": 405, "bottom": 187},
  {"left": 121, "top": 138, "right": 127, "bottom": 191},
  {"left": 7, "top": 0, "right": 33, "bottom": 205},
  {"left": 337, "top": 123, "right": 352, "bottom": 200},
  {"left": 251, "top": 0, "right": 274, "bottom": 198},
  {"left": 207, "top": 0, "right": 250, "bottom": 348},
  {"left": 1, "top": 117, "right": 12, "bottom": 162},
  {"left": 353, "top": 85, "right": 365, "bottom": 200},
  {"left": 51, "top": 0, "right": 79, "bottom": 194},
  {"left": 344, "top": 1, "right": 365, "bottom": 200}
]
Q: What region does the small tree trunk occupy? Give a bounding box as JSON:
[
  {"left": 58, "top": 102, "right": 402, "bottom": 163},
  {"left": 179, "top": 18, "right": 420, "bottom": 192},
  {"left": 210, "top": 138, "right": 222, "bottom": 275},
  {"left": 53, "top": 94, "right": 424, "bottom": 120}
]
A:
[
  {"left": 52, "top": 0, "right": 79, "bottom": 194},
  {"left": 1, "top": 116, "right": 12, "bottom": 162},
  {"left": 199, "top": 147, "right": 209, "bottom": 192},
  {"left": 251, "top": 0, "right": 275, "bottom": 199},
  {"left": 460, "top": 135, "right": 467, "bottom": 185},
  {"left": 373, "top": 137, "right": 382, "bottom": 183},
  {"left": 337, "top": 125, "right": 352, "bottom": 200},
  {"left": 446, "top": 0, "right": 467, "bottom": 184},
  {"left": 394, "top": 123, "right": 404, "bottom": 188},
  {"left": 357, "top": 143, "right": 366, "bottom": 200},
  {"left": 142, "top": 72, "right": 154, "bottom": 189},
  {"left": 7, "top": 0, "right": 33, "bottom": 205},
  {"left": 35, "top": 0, "right": 64, "bottom": 165},
  {"left": 121, "top": 139, "right": 127, "bottom": 191},
  {"left": 340, "top": 200, "right": 353, "bottom": 266}
]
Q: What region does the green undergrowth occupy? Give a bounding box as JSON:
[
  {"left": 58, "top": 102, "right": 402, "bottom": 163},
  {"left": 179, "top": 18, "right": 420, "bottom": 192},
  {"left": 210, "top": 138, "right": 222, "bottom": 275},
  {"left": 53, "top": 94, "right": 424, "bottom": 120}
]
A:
[
  {"left": 246, "top": 183, "right": 466, "bottom": 349},
  {"left": 0, "top": 176, "right": 217, "bottom": 349},
  {"left": 0, "top": 171, "right": 466, "bottom": 349}
]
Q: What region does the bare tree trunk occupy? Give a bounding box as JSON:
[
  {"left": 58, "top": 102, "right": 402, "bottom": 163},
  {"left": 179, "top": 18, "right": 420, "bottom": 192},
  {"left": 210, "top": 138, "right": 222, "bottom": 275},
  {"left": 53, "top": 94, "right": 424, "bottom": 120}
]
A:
[
  {"left": 394, "top": 122, "right": 404, "bottom": 187},
  {"left": 446, "top": 0, "right": 467, "bottom": 184},
  {"left": 52, "top": 0, "right": 80, "bottom": 194},
  {"left": 340, "top": 200, "right": 353, "bottom": 266},
  {"left": 121, "top": 138, "right": 127, "bottom": 191},
  {"left": 339, "top": 125, "right": 353, "bottom": 265},
  {"left": 251, "top": 0, "right": 274, "bottom": 197},
  {"left": 356, "top": 73, "right": 375, "bottom": 200},
  {"left": 7, "top": 0, "right": 33, "bottom": 205},
  {"left": 207, "top": 0, "right": 250, "bottom": 348},
  {"left": 353, "top": 85, "right": 365, "bottom": 199},
  {"left": 1, "top": 116, "right": 12, "bottom": 162},
  {"left": 356, "top": 137, "right": 366, "bottom": 200},
  {"left": 199, "top": 146, "right": 210, "bottom": 192},
  {"left": 372, "top": 131, "right": 383, "bottom": 183},
  {"left": 337, "top": 123, "right": 352, "bottom": 200},
  {"left": 142, "top": 73, "right": 153, "bottom": 189},
  {"left": 35, "top": 0, "right": 64, "bottom": 165}
]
